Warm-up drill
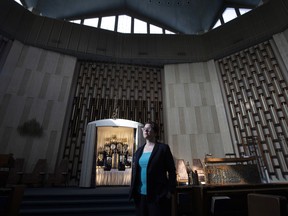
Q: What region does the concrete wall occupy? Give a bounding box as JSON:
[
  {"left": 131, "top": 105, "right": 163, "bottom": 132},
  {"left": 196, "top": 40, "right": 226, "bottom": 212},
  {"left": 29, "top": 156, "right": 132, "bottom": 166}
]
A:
[{"left": 0, "top": 0, "right": 288, "bottom": 65}]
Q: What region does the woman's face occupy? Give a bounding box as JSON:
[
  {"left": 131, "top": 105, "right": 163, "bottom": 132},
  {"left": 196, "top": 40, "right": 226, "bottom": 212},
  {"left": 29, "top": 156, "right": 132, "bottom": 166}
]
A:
[{"left": 142, "top": 124, "right": 155, "bottom": 139}]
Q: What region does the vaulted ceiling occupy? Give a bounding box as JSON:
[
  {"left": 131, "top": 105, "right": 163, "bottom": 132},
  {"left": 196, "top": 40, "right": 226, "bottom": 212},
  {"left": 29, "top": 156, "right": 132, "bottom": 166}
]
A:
[{"left": 21, "top": 0, "right": 262, "bottom": 34}]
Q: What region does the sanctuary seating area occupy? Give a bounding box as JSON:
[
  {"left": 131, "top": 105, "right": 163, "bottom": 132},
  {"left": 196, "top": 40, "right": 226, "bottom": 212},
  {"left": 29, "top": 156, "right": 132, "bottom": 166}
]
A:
[
  {"left": 0, "top": 154, "right": 25, "bottom": 216},
  {"left": 2, "top": 153, "right": 288, "bottom": 216},
  {"left": 1, "top": 154, "right": 69, "bottom": 188},
  {"left": 0, "top": 154, "right": 69, "bottom": 216}
]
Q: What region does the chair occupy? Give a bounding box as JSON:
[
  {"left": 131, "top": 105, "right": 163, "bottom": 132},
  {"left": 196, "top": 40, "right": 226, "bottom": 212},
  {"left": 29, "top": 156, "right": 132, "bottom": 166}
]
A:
[
  {"left": 46, "top": 159, "right": 69, "bottom": 186},
  {"left": 21, "top": 159, "right": 47, "bottom": 187},
  {"left": 247, "top": 193, "right": 288, "bottom": 216},
  {"left": 211, "top": 195, "right": 247, "bottom": 216},
  {"left": 7, "top": 158, "right": 25, "bottom": 186}
]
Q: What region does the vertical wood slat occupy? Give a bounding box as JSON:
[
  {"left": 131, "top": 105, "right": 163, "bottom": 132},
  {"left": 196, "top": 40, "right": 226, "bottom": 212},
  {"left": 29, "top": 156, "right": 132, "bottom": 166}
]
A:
[
  {"left": 0, "top": 35, "right": 10, "bottom": 66},
  {"left": 36, "top": 18, "right": 54, "bottom": 46}
]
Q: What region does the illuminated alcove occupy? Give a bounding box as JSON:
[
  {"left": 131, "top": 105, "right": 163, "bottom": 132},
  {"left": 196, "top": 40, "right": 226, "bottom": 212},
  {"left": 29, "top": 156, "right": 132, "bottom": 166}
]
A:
[{"left": 79, "top": 119, "right": 144, "bottom": 187}]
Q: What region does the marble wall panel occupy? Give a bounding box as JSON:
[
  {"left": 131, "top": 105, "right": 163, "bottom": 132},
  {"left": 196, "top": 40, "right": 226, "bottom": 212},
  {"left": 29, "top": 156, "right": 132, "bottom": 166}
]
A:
[
  {"left": 0, "top": 40, "right": 76, "bottom": 172},
  {"left": 163, "top": 62, "right": 233, "bottom": 165}
]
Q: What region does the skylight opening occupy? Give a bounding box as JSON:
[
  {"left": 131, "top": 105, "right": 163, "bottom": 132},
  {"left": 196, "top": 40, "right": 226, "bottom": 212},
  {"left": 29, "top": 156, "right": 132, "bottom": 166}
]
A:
[
  {"left": 212, "top": 19, "right": 221, "bottom": 29},
  {"left": 239, "top": 8, "right": 251, "bottom": 15},
  {"left": 165, "top": 30, "right": 175, "bottom": 35},
  {"left": 101, "top": 16, "right": 115, "bottom": 31},
  {"left": 223, "top": 7, "right": 237, "bottom": 23},
  {"left": 70, "top": 20, "right": 81, "bottom": 24},
  {"left": 150, "top": 24, "right": 163, "bottom": 34},
  {"left": 212, "top": 6, "right": 252, "bottom": 31},
  {"left": 59, "top": 8, "right": 253, "bottom": 34},
  {"left": 80, "top": 15, "right": 175, "bottom": 34},
  {"left": 14, "top": 0, "right": 23, "bottom": 5},
  {"left": 83, "top": 18, "right": 99, "bottom": 28},
  {"left": 134, "top": 19, "right": 147, "bottom": 34},
  {"left": 118, "top": 15, "right": 131, "bottom": 33}
]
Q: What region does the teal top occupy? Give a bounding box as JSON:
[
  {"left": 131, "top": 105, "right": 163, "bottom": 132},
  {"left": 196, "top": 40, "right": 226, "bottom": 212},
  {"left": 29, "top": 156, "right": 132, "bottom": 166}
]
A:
[{"left": 138, "top": 152, "right": 152, "bottom": 195}]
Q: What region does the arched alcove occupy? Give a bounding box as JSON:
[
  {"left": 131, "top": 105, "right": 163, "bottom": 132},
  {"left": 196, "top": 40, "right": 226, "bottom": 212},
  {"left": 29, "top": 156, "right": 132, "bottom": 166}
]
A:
[{"left": 79, "top": 119, "right": 144, "bottom": 187}]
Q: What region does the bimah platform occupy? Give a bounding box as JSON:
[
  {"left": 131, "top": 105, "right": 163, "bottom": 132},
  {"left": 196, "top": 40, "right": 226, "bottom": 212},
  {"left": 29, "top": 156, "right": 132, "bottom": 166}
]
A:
[{"left": 174, "top": 156, "right": 272, "bottom": 216}]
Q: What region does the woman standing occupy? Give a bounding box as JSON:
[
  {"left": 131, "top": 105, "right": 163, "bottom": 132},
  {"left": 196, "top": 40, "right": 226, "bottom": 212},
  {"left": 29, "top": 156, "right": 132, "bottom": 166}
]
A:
[{"left": 129, "top": 121, "right": 176, "bottom": 216}]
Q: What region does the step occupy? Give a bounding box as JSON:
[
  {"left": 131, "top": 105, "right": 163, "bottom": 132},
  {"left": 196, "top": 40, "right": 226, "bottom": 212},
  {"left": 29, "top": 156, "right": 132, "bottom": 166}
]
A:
[
  {"left": 20, "top": 206, "right": 135, "bottom": 215},
  {"left": 19, "top": 187, "right": 135, "bottom": 216}
]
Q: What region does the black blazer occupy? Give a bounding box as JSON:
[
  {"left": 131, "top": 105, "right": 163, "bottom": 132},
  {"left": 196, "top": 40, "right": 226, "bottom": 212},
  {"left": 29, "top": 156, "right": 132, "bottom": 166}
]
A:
[{"left": 129, "top": 142, "right": 176, "bottom": 202}]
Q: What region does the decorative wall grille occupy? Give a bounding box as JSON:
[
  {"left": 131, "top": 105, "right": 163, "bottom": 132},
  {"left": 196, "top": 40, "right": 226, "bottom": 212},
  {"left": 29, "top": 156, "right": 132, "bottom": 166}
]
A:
[
  {"left": 62, "top": 61, "right": 164, "bottom": 184},
  {"left": 217, "top": 40, "right": 288, "bottom": 181}
]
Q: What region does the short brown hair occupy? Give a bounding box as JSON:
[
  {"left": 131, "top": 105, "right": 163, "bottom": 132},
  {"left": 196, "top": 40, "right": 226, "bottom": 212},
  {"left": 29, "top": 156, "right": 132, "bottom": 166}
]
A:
[{"left": 144, "top": 121, "right": 159, "bottom": 134}]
